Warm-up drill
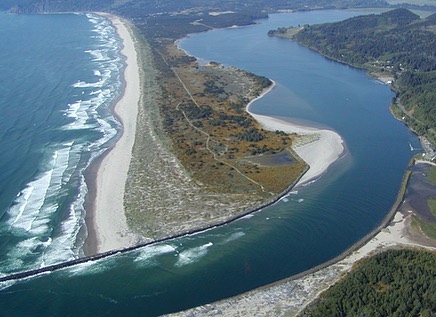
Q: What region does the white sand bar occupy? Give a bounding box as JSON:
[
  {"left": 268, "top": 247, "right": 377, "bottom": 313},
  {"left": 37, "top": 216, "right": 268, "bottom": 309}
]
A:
[
  {"left": 247, "top": 83, "right": 345, "bottom": 186},
  {"left": 92, "top": 14, "right": 140, "bottom": 253}
]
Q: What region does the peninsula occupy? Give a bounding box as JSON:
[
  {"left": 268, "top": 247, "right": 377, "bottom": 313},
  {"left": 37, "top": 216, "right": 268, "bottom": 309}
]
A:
[
  {"left": 116, "top": 18, "right": 345, "bottom": 245},
  {"left": 81, "top": 9, "right": 348, "bottom": 253}
]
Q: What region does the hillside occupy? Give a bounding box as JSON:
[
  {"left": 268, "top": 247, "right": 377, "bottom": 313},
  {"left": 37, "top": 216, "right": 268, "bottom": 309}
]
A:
[
  {"left": 2, "top": 0, "right": 390, "bottom": 14},
  {"left": 271, "top": 9, "right": 436, "bottom": 150}
]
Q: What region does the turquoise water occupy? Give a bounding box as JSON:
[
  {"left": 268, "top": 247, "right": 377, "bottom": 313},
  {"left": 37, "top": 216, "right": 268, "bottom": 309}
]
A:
[{"left": 0, "top": 10, "right": 419, "bottom": 316}]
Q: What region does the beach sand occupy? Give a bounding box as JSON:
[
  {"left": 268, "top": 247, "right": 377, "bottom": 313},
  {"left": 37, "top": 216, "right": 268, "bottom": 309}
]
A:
[
  {"left": 247, "top": 82, "right": 346, "bottom": 186},
  {"left": 90, "top": 14, "right": 140, "bottom": 253}
]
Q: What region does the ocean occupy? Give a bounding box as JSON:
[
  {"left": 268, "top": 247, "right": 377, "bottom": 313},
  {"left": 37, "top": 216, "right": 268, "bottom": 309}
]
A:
[
  {"left": 0, "top": 12, "right": 123, "bottom": 274},
  {"left": 0, "top": 10, "right": 419, "bottom": 316}
]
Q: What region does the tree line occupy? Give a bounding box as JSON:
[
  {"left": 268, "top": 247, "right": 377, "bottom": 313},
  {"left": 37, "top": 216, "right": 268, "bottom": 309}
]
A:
[{"left": 301, "top": 249, "right": 436, "bottom": 317}]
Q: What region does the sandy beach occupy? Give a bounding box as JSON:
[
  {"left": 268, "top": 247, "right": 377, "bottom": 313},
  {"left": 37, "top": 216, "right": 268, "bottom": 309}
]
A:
[
  {"left": 90, "top": 14, "right": 140, "bottom": 253},
  {"left": 247, "top": 82, "right": 346, "bottom": 186}
]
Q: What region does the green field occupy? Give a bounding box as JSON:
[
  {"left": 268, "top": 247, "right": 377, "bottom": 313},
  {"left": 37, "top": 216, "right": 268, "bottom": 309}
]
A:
[
  {"left": 425, "top": 166, "right": 436, "bottom": 186},
  {"left": 412, "top": 215, "right": 436, "bottom": 240},
  {"left": 428, "top": 199, "right": 436, "bottom": 217}
]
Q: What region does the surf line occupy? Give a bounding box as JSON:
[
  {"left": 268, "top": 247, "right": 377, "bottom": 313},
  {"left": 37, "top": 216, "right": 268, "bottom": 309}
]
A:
[{"left": 0, "top": 165, "right": 309, "bottom": 284}]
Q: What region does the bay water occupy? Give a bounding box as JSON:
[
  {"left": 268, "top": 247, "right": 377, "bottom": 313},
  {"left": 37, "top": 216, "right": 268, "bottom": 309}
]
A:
[{"left": 0, "top": 10, "right": 419, "bottom": 316}]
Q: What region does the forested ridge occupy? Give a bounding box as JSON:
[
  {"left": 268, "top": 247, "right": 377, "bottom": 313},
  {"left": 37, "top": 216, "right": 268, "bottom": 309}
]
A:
[
  {"left": 301, "top": 249, "right": 436, "bottom": 317},
  {"left": 292, "top": 9, "right": 435, "bottom": 73},
  {"left": 1, "top": 0, "right": 390, "bottom": 14},
  {"left": 1, "top": 0, "right": 393, "bottom": 43},
  {"left": 285, "top": 9, "right": 436, "bottom": 146}
]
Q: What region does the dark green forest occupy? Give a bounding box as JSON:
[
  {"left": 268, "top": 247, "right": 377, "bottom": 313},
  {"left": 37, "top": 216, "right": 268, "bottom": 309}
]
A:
[
  {"left": 293, "top": 9, "right": 435, "bottom": 72},
  {"left": 301, "top": 249, "right": 436, "bottom": 317},
  {"left": 286, "top": 9, "right": 436, "bottom": 146}
]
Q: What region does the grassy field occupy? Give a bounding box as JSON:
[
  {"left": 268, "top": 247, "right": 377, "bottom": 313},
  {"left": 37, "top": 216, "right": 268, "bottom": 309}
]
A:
[
  {"left": 428, "top": 199, "right": 436, "bottom": 217},
  {"left": 425, "top": 165, "right": 436, "bottom": 185},
  {"left": 412, "top": 215, "right": 436, "bottom": 240},
  {"left": 409, "top": 165, "right": 436, "bottom": 241}
]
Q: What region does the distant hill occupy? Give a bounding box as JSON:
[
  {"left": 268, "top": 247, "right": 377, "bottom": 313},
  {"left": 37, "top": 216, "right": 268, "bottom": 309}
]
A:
[
  {"left": 293, "top": 9, "right": 434, "bottom": 72},
  {"left": 2, "top": 0, "right": 390, "bottom": 14}
]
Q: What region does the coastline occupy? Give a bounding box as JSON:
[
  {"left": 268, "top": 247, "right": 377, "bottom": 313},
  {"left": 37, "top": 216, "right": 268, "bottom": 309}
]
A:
[
  {"left": 87, "top": 14, "right": 141, "bottom": 254},
  {"left": 167, "top": 159, "right": 436, "bottom": 317},
  {"left": 169, "top": 213, "right": 436, "bottom": 317},
  {"left": 1, "top": 13, "right": 432, "bottom": 313},
  {"left": 246, "top": 81, "right": 346, "bottom": 186}
]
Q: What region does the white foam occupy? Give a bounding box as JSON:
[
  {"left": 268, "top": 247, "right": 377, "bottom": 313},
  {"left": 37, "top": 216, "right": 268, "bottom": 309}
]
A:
[
  {"left": 134, "top": 244, "right": 177, "bottom": 266},
  {"left": 43, "top": 177, "right": 86, "bottom": 266},
  {"left": 8, "top": 185, "right": 33, "bottom": 227},
  {"left": 96, "top": 117, "right": 117, "bottom": 145},
  {"left": 7, "top": 168, "right": 53, "bottom": 232},
  {"left": 0, "top": 275, "right": 16, "bottom": 291},
  {"left": 65, "top": 256, "right": 114, "bottom": 276},
  {"left": 64, "top": 100, "right": 93, "bottom": 130},
  {"left": 175, "top": 242, "right": 213, "bottom": 267},
  {"left": 221, "top": 232, "right": 245, "bottom": 244},
  {"left": 90, "top": 89, "right": 102, "bottom": 95},
  {"left": 72, "top": 80, "right": 103, "bottom": 88},
  {"left": 65, "top": 101, "right": 81, "bottom": 119},
  {"left": 0, "top": 280, "right": 16, "bottom": 291},
  {"left": 2, "top": 142, "right": 83, "bottom": 271},
  {"left": 86, "top": 49, "right": 109, "bottom": 62}
]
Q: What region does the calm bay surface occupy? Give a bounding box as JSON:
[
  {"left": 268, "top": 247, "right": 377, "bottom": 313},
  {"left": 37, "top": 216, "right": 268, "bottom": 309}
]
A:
[{"left": 0, "top": 10, "right": 419, "bottom": 316}]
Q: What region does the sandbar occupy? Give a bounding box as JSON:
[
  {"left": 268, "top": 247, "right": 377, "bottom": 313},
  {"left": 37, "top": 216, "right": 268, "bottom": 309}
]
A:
[{"left": 247, "top": 82, "right": 346, "bottom": 186}]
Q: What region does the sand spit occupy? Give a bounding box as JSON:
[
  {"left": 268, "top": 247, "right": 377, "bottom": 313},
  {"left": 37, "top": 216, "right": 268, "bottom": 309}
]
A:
[
  {"left": 91, "top": 14, "right": 141, "bottom": 253},
  {"left": 123, "top": 74, "right": 345, "bottom": 241},
  {"left": 247, "top": 82, "right": 346, "bottom": 186},
  {"left": 123, "top": 45, "right": 279, "bottom": 241},
  {"left": 89, "top": 12, "right": 345, "bottom": 258}
]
